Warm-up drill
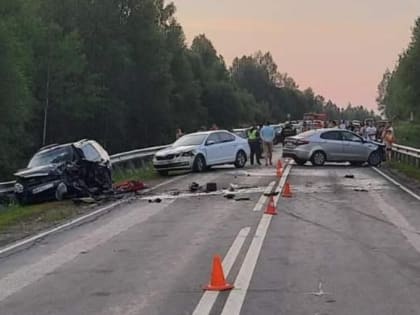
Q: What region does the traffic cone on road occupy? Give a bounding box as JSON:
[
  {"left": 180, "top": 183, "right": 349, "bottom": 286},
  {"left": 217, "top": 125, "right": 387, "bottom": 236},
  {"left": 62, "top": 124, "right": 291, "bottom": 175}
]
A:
[
  {"left": 203, "top": 255, "right": 234, "bottom": 291},
  {"left": 264, "top": 196, "right": 278, "bottom": 215},
  {"left": 276, "top": 167, "right": 283, "bottom": 178},
  {"left": 282, "top": 182, "right": 293, "bottom": 198},
  {"left": 277, "top": 159, "right": 283, "bottom": 170}
]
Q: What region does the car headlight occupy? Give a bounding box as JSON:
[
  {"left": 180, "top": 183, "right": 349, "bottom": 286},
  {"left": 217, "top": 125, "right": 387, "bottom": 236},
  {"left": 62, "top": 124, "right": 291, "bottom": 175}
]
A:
[
  {"left": 14, "top": 183, "right": 24, "bottom": 193},
  {"left": 181, "top": 151, "right": 194, "bottom": 157}
]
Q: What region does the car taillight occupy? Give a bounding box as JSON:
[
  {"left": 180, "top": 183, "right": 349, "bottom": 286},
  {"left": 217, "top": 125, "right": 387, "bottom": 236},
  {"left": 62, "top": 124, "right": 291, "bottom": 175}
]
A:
[{"left": 295, "top": 139, "right": 309, "bottom": 146}]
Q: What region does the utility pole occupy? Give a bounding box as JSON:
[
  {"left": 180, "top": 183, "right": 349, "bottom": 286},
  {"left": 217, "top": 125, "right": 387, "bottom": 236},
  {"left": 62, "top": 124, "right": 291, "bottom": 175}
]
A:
[{"left": 42, "top": 26, "right": 51, "bottom": 146}]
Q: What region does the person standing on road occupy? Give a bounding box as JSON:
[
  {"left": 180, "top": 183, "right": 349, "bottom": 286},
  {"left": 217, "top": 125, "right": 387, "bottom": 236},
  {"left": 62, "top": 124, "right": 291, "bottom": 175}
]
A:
[
  {"left": 383, "top": 129, "right": 396, "bottom": 161},
  {"left": 260, "top": 122, "right": 275, "bottom": 166},
  {"left": 366, "top": 121, "right": 377, "bottom": 141},
  {"left": 247, "top": 126, "right": 261, "bottom": 166}
]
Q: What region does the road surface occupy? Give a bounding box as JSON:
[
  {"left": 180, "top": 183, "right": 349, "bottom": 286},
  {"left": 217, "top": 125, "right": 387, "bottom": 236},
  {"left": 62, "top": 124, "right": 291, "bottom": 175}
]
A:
[{"left": 0, "top": 148, "right": 420, "bottom": 315}]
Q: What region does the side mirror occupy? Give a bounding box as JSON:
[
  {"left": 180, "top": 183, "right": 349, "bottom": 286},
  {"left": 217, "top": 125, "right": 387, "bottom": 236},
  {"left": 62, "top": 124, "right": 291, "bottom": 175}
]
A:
[{"left": 206, "top": 140, "right": 216, "bottom": 146}]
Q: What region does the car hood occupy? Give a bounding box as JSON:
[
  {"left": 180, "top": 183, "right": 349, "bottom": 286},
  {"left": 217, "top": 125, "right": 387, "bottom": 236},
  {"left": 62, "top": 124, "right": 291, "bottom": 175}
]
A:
[
  {"left": 14, "top": 164, "right": 62, "bottom": 178},
  {"left": 156, "top": 145, "right": 198, "bottom": 156}
]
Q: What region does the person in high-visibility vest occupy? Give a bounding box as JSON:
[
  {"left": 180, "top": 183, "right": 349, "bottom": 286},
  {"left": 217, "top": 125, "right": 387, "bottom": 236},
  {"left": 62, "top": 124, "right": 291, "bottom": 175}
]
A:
[{"left": 247, "top": 126, "right": 261, "bottom": 166}]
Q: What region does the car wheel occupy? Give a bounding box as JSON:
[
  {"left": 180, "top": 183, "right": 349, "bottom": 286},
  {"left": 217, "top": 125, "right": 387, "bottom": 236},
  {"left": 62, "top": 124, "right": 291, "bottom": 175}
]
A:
[
  {"left": 55, "top": 182, "right": 68, "bottom": 201},
  {"left": 294, "top": 158, "right": 307, "bottom": 166},
  {"left": 311, "top": 151, "right": 326, "bottom": 166},
  {"left": 368, "top": 151, "right": 382, "bottom": 166},
  {"left": 157, "top": 170, "right": 169, "bottom": 176},
  {"left": 193, "top": 155, "right": 206, "bottom": 172},
  {"left": 234, "top": 150, "right": 247, "bottom": 168}
]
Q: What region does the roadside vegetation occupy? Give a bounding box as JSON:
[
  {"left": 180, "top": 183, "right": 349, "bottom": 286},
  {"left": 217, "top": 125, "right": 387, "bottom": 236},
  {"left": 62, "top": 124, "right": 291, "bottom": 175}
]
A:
[
  {"left": 394, "top": 121, "right": 420, "bottom": 148},
  {"left": 112, "top": 163, "right": 161, "bottom": 183},
  {"left": 0, "top": 0, "right": 374, "bottom": 180},
  {"left": 388, "top": 161, "right": 420, "bottom": 182}
]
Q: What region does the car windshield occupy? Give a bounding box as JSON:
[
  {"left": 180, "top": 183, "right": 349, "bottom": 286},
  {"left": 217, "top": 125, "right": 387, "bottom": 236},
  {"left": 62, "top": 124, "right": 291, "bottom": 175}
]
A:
[
  {"left": 173, "top": 134, "right": 207, "bottom": 147},
  {"left": 28, "top": 146, "right": 73, "bottom": 168}
]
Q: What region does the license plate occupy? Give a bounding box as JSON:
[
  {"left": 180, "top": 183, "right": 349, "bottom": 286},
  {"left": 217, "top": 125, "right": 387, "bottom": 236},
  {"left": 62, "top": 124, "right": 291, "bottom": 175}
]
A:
[{"left": 32, "top": 183, "right": 54, "bottom": 194}]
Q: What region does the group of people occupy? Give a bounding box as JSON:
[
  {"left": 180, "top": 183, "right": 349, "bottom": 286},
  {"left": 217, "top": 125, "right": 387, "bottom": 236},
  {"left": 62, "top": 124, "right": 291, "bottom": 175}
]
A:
[
  {"left": 247, "top": 122, "right": 276, "bottom": 167},
  {"left": 324, "top": 120, "right": 396, "bottom": 160}
]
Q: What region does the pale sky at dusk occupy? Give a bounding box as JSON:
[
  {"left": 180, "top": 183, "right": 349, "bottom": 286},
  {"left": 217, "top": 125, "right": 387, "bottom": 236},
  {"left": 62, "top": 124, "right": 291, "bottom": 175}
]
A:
[{"left": 173, "top": 0, "right": 420, "bottom": 109}]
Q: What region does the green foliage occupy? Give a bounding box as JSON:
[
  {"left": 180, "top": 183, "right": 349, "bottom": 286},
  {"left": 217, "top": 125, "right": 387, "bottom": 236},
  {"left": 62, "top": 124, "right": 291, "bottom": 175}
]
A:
[
  {"left": 394, "top": 122, "right": 420, "bottom": 148},
  {"left": 378, "top": 17, "right": 420, "bottom": 121},
  {"left": 0, "top": 0, "right": 376, "bottom": 179}
]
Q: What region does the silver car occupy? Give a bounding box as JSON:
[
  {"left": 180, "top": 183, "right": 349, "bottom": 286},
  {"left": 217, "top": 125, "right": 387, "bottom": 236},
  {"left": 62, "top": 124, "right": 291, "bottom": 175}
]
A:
[
  {"left": 282, "top": 129, "right": 385, "bottom": 166},
  {"left": 153, "top": 130, "right": 250, "bottom": 175}
]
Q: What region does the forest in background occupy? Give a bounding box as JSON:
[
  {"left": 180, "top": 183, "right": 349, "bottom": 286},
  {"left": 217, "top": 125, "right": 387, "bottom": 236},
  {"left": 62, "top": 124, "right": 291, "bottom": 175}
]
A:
[{"left": 0, "top": 0, "right": 375, "bottom": 178}]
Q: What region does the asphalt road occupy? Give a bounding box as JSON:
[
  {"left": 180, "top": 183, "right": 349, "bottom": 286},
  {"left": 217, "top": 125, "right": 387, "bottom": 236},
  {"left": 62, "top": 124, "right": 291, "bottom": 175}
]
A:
[{"left": 0, "top": 148, "right": 420, "bottom": 315}]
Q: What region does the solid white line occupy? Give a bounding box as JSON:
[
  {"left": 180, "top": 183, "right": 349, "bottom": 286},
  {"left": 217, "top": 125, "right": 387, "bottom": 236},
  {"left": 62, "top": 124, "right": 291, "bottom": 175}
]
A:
[
  {"left": 274, "top": 164, "right": 292, "bottom": 205},
  {"left": 373, "top": 167, "right": 420, "bottom": 201},
  {"left": 220, "top": 215, "right": 272, "bottom": 315},
  {"left": 192, "top": 227, "right": 251, "bottom": 315},
  {"left": 220, "top": 163, "right": 293, "bottom": 315},
  {"left": 0, "top": 175, "right": 188, "bottom": 256},
  {"left": 253, "top": 181, "right": 275, "bottom": 212}
]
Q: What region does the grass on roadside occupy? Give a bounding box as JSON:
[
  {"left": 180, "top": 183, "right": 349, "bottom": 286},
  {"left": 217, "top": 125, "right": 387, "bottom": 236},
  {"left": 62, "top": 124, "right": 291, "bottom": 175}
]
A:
[
  {"left": 112, "top": 163, "right": 161, "bottom": 183},
  {"left": 0, "top": 201, "right": 79, "bottom": 232},
  {"left": 388, "top": 161, "right": 420, "bottom": 181},
  {"left": 0, "top": 163, "right": 161, "bottom": 236},
  {"left": 395, "top": 121, "right": 420, "bottom": 148}
]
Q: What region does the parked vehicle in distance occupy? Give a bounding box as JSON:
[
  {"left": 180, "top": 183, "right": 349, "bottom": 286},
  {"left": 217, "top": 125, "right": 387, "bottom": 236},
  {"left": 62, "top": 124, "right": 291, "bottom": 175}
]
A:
[
  {"left": 271, "top": 124, "right": 284, "bottom": 145},
  {"left": 278, "top": 123, "right": 297, "bottom": 145},
  {"left": 14, "top": 140, "right": 112, "bottom": 204},
  {"left": 153, "top": 130, "right": 250, "bottom": 175},
  {"left": 232, "top": 128, "right": 250, "bottom": 139},
  {"left": 282, "top": 129, "right": 385, "bottom": 166}
]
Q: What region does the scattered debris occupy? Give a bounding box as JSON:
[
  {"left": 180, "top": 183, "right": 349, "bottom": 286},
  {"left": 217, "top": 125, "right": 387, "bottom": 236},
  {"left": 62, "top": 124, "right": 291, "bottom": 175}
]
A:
[
  {"left": 305, "top": 281, "right": 331, "bottom": 297},
  {"left": 189, "top": 182, "right": 201, "bottom": 192},
  {"left": 325, "top": 299, "right": 336, "bottom": 303},
  {"left": 235, "top": 197, "right": 251, "bottom": 201},
  {"left": 345, "top": 174, "right": 355, "bottom": 179},
  {"left": 264, "top": 191, "right": 279, "bottom": 197},
  {"left": 72, "top": 197, "right": 97, "bottom": 205},
  {"left": 205, "top": 182, "right": 218, "bottom": 192},
  {"left": 114, "top": 180, "right": 146, "bottom": 193},
  {"left": 148, "top": 198, "right": 162, "bottom": 203},
  {"left": 354, "top": 188, "right": 369, "bottom": 192},
  {"left": 224, "top": 193, "right": 235, "bottom": 199}
]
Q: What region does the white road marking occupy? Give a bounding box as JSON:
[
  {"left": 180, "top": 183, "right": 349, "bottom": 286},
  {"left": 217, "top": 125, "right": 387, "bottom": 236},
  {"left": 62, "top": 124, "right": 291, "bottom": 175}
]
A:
[
  {"left": 0, "top": 200, "right": 176, "bottom": 302},
  {"left": 372, "top": 193, "right": 420, "bottom": 254},
  {"left": 253, "top": 181, "right": 275, "bottom": 212},
  {"left": 0, "top": 175, "right": 188, "bottom": 257},
  {"left": 220, "top": 163, "right": 292, "bottom": 315},
  {"left": 192, "top": 227, "right": 251, "bottom": 315},
  {"left": 373, "top": 167, "right": 420, "bottom": 201}
]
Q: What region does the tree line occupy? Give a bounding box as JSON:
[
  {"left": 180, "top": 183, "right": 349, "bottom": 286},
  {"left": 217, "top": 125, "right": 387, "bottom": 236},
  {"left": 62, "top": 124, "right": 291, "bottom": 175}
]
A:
[
  {"left": 0, "top": 0, "right": 374, "bottom": 178},
  {"left": 377, "top": 17, "right": 420, "bottom": 121}
]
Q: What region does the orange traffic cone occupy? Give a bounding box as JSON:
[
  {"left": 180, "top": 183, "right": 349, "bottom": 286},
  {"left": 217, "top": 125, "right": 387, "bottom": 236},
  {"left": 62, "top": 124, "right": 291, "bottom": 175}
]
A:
[
  {"left": 277, "top": 160, "right": 283, "bottom": 170},
  {"left": 282, "top": 182, "right": 293, "bottom": 198},
  {"left": 203, "top": 255, "right": 234, "bottom": 291},
  {"left": 264, "top": 196, "right": 278, "bottom": 215},
  {"left": 276, "top": 167, "right": 283, "bottom": 178}
]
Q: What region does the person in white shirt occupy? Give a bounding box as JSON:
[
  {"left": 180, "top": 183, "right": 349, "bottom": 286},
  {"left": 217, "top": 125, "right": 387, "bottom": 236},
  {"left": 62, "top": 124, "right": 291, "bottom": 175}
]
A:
[{"left": 365, "top": 122, "right": 377, "bottom": 141}]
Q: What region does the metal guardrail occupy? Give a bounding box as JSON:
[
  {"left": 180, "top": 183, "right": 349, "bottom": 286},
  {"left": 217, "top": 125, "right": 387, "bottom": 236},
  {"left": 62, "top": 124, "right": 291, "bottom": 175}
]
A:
[
  {"left": 0, "top": 145, "right": 171, "bottom": 196},
  {"left": 392, "top": 143, "right": 420, "bottom": 167}
]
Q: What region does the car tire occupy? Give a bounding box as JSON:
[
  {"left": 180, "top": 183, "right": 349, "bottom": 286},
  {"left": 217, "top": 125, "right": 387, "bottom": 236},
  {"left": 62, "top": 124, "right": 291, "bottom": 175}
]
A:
[
  {"left": 193, "top": 155, "right": 206, "bottom": 172},
  {"left": 234, "top": 150, "right": 247, "bottom": 168},
  {"left": 55, "top": 182, "right": 68, "bottom": 201},
  {"left": 311, "top": 151, "right": 326, "bottom": 166},
  {"left": 294, "top": 158, "right": 307, "bottom": 166},
  {"left": 368, "top": 151, "right": 382, "bottom": 166},
  {"left": 158, "top": 170, "right": 169, "bottom": 176}
]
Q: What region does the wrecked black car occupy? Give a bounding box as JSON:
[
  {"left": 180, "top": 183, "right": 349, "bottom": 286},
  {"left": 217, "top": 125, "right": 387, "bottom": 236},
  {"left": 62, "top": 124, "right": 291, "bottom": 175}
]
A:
[{"left": 14, "top": 140, "right": 112, "bottom": 204}]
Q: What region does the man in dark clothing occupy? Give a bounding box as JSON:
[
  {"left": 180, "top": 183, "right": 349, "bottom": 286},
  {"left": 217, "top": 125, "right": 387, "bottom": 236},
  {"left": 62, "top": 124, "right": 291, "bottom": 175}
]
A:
[{"left": 247, "top": 126, "right": 261, "bottom": 166}]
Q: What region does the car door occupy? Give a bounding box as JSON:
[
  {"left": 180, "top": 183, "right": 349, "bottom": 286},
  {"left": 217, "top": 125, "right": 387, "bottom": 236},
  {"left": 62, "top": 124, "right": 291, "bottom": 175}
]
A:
[
  {"left": 319, "top": 131, "right": 344, "bottom": 161},
  {"left": 341, "top": 131, "right": 369, "bottom": 161},
  {"left": 204, "top": 133, "right": 223, "bottom": 165},
  {"left": 218, "top": 132, "right": 237, "bottom": 163}
]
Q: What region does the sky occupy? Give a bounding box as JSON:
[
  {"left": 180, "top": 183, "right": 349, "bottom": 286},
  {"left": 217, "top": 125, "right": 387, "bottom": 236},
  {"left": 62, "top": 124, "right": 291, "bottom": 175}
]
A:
[{"left": 173, "top": 0, "right": 420, "bottom": 110}]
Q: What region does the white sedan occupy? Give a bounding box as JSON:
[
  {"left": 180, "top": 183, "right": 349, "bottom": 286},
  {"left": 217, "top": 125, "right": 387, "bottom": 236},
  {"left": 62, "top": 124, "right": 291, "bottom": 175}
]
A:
[{"left": 153, "top": 130, "right": 250, "bottom": 175}]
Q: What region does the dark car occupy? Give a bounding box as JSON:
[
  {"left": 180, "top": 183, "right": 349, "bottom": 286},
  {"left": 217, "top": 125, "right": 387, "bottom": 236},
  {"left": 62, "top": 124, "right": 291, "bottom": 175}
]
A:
[
  {"left": 14, "top": 140, "right": 112, "bottom": 204},
  {"left": 279, "top": 124, "right": 297, "bottom": 145}
]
